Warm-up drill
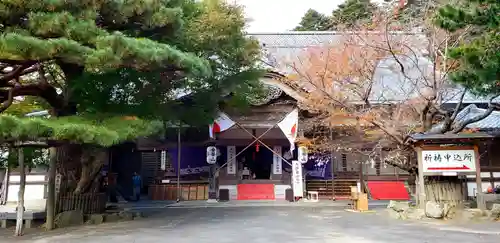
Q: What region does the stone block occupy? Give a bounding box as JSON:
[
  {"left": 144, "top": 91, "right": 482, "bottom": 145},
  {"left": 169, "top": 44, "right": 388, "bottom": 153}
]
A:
[
  {"left": 104, "top": 213, "right": 121, "bottom": 222},
  {"left": 86, "top": 214, "right": 104, "bottom": 225},
  {"left": 55, "top": 210, "right": 84, "bottom": 228},
  {"left": 490, "top": 204, "right": 500, "bottom": 220},
  {"left": 425, "top": 201, "right": 444, "bottom": 219},
  {"left": 118, "top": 211, "right": 134, "bottom": 221},
  {"left": 387, "top": 200, "right": 410, "bottom": 212}
]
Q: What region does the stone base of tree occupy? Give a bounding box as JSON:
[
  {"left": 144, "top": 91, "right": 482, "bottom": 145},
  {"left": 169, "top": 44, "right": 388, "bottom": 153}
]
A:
[
  {"left": 386, "top": 200, "right": 500, "bottom": 222},
  {"left": 56, "top": 193, "right": 107, "bottom": 215},
  {"left": 41, "top": 210, "right": 144, "bottom": 229}
]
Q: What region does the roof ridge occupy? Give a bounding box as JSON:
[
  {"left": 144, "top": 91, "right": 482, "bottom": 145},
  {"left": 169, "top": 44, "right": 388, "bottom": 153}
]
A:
[{"left": 247, "top": 31, "right": 423, "bottom": 36}]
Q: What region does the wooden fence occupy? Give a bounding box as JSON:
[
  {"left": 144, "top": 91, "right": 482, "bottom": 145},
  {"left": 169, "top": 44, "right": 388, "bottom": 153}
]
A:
[{"left": 56, "top": 192, "right": 107, "bottom": 214}]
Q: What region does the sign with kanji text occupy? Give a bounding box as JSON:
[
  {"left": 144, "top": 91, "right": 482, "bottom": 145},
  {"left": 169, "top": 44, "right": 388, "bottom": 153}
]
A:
[
  {"left": 226, "top": 146, "right": 236, "bottom": 174},
  {"left": 292, "top": 160, "right": 303, "bottom": 197},
  {"left": 272, "top": 146, "right": 282, "bottom": 175},
  {"left": 161, "top": 150, "right": 167, "bottom": 170},
  {"left": 421, "top": 148, "right": 476, "bottom": 174}
]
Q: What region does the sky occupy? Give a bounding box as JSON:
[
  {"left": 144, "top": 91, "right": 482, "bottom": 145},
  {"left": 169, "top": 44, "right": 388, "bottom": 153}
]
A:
[
  {"left": 232, "top": 0, "right": 345, "bottom": 32},
  {"left": 231, "top": 0, "right": 389, "bottom": 32}
]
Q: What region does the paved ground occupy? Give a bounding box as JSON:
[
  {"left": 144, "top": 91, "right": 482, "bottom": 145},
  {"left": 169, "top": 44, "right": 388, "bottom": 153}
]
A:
[{"left": 3, "top": 201, "right": 500, "bottom": 243}]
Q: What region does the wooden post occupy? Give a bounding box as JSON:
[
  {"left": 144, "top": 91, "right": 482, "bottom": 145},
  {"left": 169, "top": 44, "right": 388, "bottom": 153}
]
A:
[
  {"left": 45, "top": 147, "right": 57, "bottom": 230},
  {"left": 15, "top": 148, "right": 25, "bottom": 236},
  {"left": 416, "top": 147, "right": 426, "bottom": 209},
  {"left": 176, "top": 127, "right": 181, "bottom": 202},
  {"left": 359, "top": 161, "right": 364, "bottom": 193},
  {"left": 488, "top": 143, "right": 494, "bottom": 190},
  {"left": 329, "top": 125, "right": 335, "bottom": 200},
  {"left": 474, "top": 145, "right": 485, "bottom": 210},
  {"left": 1, "top": 166, "right": 10, "bottom": 205}
]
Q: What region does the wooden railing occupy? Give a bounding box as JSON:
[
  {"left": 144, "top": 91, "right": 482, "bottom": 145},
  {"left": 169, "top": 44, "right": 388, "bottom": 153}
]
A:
[
  {"left": 306, "top": 179, "right": 358, "bottom": 199},
  {"left": 56, "top": 192, "right": 107, "bottom": 214}
]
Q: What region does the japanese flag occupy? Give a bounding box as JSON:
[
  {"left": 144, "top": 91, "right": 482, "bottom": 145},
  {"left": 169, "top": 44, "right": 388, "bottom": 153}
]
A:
[
  {"left": 278, "top": 108, "right": 299, "bottom": 153},
  {"left": 209, "top": 112, "right": 235, "bottom": 139}
]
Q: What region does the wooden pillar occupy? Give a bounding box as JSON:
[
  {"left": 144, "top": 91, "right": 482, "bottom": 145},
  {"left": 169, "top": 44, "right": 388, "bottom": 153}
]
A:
[
  {"left": 416, "top": 147, "right": 426, "bottom": 209},
  {"left": 488, "top": 143, "right": 494, "bottom": 190},
  {"left": 474, "top": 145, "right": 485, "bottom": 210},
  {"left": 45, "top": 147, "right": 57, "bottom": 230},
  {"left": 15, "top": 148, "right": 25, "bottom": 236},
  {"left": 329, "top": 124, "right": 335, "bottom": 200},
  {"left": 176, "top": 127, "right": 181, "bottom": 202}
]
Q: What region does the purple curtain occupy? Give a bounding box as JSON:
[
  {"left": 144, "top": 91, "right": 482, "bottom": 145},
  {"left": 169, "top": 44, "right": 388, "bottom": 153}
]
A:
[{"left": 168, "top": 146, "right": 209, "bottom": 176}]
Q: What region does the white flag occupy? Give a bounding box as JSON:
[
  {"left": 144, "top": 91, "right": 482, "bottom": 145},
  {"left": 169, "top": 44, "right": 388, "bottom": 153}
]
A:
[
  {"left": 209, "top": 112, "right": 235, "bottom": 138},
  {"left": 277, "top": 108, "right": 298, "bottom": 153}
]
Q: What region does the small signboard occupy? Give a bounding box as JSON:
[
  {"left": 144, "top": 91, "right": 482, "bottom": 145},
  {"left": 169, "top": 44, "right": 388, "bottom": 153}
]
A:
[
  {"left": 272, "top": 146, "right": 282, "bottom": 175},
  {"left": 291, "top": 160, "right": 303, "bottom": 197},
  {"left": 421, "top": 147, "right": 476, "bottom": 174},
  {"left": 160, "top": 150, "right": 167, "bottom": 171},
  {"left": 226, "top": 146, "right": 236, "bottom": 175}
]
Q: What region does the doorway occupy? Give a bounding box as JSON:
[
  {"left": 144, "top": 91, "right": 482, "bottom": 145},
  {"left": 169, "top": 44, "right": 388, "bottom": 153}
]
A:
[{"left": 237, "top": 145, "right": 272, "bottom": 180}]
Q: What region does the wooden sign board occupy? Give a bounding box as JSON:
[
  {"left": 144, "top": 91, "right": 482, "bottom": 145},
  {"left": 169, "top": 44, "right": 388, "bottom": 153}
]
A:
[{"left": 420, "top": 146, "right": 478, "bottom": 175}]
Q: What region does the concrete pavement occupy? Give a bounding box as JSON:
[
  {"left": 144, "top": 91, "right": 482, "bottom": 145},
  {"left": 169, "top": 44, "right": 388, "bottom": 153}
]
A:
[{"left": 5, "top": 203, "right": 500, "bottom": 243}]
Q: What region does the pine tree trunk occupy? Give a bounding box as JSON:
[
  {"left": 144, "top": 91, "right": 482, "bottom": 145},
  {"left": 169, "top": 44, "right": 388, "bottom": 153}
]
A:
[
  {"left": 56, "top": 145, "right": 106, "bottom": 194},
  {"left": 14, "top": 148, "right": 25, "bottom": 236}
]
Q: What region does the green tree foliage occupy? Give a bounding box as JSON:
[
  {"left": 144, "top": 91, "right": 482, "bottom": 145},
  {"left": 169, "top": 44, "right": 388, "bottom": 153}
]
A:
[
  {"left": 72, "top": 0, "right": 263, "bottom": 125},
  {"left": 330, "top": 0, "right": 377, "bottom": 29},
  {"left": 435, "top": 0, "right": 499, "bottom": 95},
  {"left": 294, "top": 0, "right": 376, "bottom": 31},
  {"left": 0, "top": 0, "right": 263, "bottom": 141},
  {"left": 294, "top": 9, "right": 332, "bottom": 31}
]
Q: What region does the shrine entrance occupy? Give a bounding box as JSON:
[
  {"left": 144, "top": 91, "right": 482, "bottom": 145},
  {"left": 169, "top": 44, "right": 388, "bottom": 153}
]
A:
[
  {"left": 237, "top": 145, "right": 273, "bottom": 180},
  {"left": 211, "top": 108, "right": 299, "bottom": 201}
]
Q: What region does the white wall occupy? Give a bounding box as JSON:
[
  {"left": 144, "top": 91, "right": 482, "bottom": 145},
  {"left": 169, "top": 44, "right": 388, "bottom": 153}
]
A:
[
  {"left": 466, "top": 173, "right": 500, "bottom": 196},
  {"left": 7, "top": 174, "right": 46, "bottom": 202}
]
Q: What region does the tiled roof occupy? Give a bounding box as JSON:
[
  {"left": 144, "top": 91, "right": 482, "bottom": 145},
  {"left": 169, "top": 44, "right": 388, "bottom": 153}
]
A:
[
  {"left": 430, "top": 104, "right": 500, "bottom": 132},
  {"left": 248, "top": 31, "right": 495, "bottom": 104}
]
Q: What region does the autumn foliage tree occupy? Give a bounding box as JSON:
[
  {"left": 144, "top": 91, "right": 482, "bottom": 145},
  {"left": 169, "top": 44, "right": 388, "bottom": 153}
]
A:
[{"left": 282, "top": 7, "right": 496, "bottom": 206}]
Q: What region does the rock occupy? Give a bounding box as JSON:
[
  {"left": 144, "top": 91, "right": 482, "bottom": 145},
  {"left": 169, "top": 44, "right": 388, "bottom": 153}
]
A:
[
  {"left": 406, "top": 208, "right": 425, "bottom": 220},
  {"left": 443, "top": 203, "right": 460, "bottom": 219},
  {"left": 133, "top": 212, "right": 144, "bottom": 219},
  {"left": 86, "top": 214, "right": 104, "bottom": 225},
  {"left": 387, "top": 200, "right": 410, "bottom": 212},
  {"left": 386, "top": 209, "right": 403, "bottom": 219},
  {"left": 490, "top": 204, "right": 500, "bottom": 219},
  {"left": 104, "top": 213, "right": 121, "bottom": 222},
  {"left": 55, "top": 210, "right": 84, "bottom": 228},
  {"left": 118, "top": 211, "right": 134, "bottom": 221},
  {"left": 425, "top": 201, "right": 444, "bottom": 219},
  {"left": 459, "top": 208, "right": 484, "bottom": 221}
]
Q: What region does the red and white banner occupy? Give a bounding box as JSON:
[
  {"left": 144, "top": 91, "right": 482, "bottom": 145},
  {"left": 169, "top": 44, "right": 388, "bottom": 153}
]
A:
[
  {"left": 209, "top": 112, "right": 235, "bottom": 138},
  {"left": 277, "top": 108, "right": 299, "bottom": 153}
]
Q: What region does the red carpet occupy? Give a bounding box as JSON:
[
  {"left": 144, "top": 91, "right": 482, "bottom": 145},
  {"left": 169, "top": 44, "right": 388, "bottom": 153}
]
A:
[
  {"left": 367, "top": 181, "right": 410, "bottom": 200},
  {"left": 237, "top": 184, "right": 275, "bottom": 200}
]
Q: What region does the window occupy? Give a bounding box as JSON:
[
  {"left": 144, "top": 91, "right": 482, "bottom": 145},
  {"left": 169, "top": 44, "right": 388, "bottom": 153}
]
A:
[{"left": 341, "top": 154, "right": 347, "bottom": 172}]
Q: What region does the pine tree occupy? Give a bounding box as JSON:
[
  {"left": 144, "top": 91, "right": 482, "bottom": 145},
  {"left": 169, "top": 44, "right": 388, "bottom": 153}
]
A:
[
  {"left": 294, "top": 0, "right": 377, "bottom": 31},
  {"left": 0, "top": 0, "right": 262, "bottom": 140},
  {"left": 330, "top": 0, "right": 377, "bottom": 29},
  {"left": 0, "top": 0, "right": 262, "bottom": 195},
  {"left": 435, "top": 0, "right": 500, "bottom": 96},
  {"left": 294, "top": 9, "right": 332, "bottom": 31}
]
